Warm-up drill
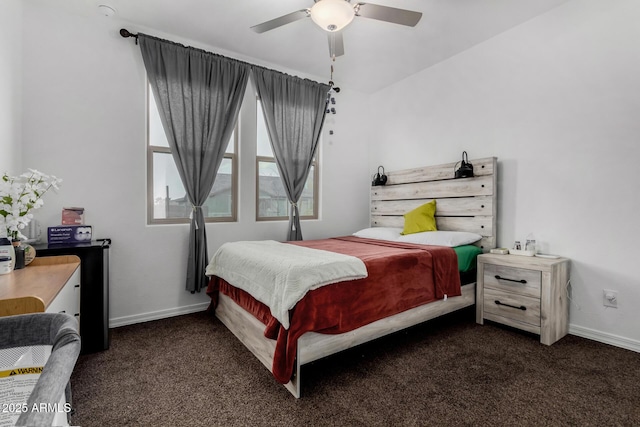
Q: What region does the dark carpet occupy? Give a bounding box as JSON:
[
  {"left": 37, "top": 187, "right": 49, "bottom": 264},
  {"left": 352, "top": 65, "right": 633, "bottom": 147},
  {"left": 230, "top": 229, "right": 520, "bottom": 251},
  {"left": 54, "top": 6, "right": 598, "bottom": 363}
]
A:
[{"left": 70, "top": 308, "right": 640, "bottom": 426}]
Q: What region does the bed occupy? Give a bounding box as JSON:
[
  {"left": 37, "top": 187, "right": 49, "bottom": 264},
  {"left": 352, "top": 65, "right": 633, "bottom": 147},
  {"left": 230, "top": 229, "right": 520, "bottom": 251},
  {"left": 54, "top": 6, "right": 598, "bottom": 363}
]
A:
[{"left": 206, "top": 157, "right": 497, "bottom": 397}]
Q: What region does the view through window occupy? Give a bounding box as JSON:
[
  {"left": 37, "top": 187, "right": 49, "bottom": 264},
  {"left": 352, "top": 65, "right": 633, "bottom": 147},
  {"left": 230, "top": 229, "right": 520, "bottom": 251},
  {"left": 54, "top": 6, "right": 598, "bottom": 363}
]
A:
[
  {"left": 256, "top": 100, "right": 318, "bottom": 220},
  {"left": 147, "top": 86, "right": 237, "bottom": 224}
]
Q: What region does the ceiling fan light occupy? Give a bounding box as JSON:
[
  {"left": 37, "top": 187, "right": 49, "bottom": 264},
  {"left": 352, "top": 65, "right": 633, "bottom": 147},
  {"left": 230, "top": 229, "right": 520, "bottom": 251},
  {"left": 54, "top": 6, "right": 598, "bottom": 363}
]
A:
[{"left": 310, "top": 0, "right": 355, "bottom": 32}]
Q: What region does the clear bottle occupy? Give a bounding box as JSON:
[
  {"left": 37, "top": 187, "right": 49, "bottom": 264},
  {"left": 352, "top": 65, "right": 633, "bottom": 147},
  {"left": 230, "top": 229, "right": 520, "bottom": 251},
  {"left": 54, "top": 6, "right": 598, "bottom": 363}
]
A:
[
  {"left": 0, "top": 237, "right": 15, "bottom": 270},
  {"left": 525, "top": 233, "right": 536, "bottom": 253},
  {"left": 0, "top": 256, "right": 11, "bottom": 274}
]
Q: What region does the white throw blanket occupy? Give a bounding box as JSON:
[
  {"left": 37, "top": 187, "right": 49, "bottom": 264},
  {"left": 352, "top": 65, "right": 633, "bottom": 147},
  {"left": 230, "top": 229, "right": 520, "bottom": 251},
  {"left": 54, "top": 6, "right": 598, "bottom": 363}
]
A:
[{"left": 205, "top": 240, "right": 368, "bottom": 329}]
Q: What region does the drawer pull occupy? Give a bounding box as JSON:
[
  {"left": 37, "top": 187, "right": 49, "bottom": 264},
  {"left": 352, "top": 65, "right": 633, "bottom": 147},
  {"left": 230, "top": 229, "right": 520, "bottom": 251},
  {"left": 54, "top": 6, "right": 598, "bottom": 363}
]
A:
[
  {"left": 495, "top": 275, "right": 527, "bottom": 284},
  {"left": 495, "top": 300, "right": 526, "bottom": 311}
]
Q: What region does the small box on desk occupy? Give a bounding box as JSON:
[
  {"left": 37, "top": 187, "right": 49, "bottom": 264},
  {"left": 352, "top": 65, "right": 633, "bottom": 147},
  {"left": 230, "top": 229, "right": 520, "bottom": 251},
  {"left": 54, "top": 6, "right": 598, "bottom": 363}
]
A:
[
  {"left": 62, "top": 207, "right": 85, "bottom": 225},
  {"left": 47, "top": 225, "right": 92, "bottom": 244}
]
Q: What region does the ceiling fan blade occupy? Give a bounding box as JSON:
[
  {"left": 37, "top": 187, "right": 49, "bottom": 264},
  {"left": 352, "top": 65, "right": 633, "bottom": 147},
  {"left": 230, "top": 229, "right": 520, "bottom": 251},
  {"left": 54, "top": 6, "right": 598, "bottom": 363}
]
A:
[
  {"left": 355, "top": 3, "right": 422, "bottom": 27},
  {"left": 328, "top": 32, "right": 344, "bottom": 58},
  {"left": 251, "top": 9, "right": 310, "bottom": 33}
]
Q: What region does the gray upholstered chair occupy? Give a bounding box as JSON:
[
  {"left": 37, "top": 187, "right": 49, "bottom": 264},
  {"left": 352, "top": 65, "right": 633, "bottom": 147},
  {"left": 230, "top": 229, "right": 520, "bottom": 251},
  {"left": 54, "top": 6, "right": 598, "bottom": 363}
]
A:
[{"left": 0, "top": 313, "right": 81, "bottom": 426}]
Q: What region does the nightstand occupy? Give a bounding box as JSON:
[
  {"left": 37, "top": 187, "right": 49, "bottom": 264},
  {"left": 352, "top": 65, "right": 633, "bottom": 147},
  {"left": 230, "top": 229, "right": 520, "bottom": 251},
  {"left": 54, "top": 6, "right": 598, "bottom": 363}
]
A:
[{"left": 476, "top": 253, "right": 570, "bottom": 345}]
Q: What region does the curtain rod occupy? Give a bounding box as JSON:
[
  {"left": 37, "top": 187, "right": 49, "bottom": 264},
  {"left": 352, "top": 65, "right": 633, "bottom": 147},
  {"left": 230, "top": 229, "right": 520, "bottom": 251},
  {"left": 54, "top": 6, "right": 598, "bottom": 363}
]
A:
[{"left": 118, "top": 28, "right": 340, "bottom": 92}]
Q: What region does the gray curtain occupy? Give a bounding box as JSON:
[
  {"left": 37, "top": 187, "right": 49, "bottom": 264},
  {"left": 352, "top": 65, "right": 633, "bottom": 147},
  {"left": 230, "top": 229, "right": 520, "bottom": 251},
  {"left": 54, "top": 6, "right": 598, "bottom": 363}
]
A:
[
  {"left": 139, "top": 34, "right": 250, "bottom": 292},
  {"left": 252, "top": 67, "right": 329, "bottom": 240}
]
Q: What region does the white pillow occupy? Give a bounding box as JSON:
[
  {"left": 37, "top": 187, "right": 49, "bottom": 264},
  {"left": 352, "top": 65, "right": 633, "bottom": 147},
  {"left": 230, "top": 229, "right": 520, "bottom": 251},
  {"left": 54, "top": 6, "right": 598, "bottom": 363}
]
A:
[
  {"left": 397, "top": 231, "right": 482, "bottom": 247},
  {"left": 352, "top": 227, "right": 403, "bottom": 241}
]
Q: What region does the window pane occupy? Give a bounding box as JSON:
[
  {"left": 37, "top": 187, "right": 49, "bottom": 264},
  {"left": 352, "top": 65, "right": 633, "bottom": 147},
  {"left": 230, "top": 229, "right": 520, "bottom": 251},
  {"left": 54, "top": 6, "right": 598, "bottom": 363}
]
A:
[
  {"left": 258, "top": 161, "right": 314, "bottom": 218},
  {"left": 225, "top": 131, "right": 235, "bottom": 154},
  {"left": 152, "top": 152, "right": 233, "bottom": 220},
  {"left": 256, "top": 101, "right": 273, "bottom": 157},
  {"left": 299, "top": 165, "right": 315, "bottom": 217},
  {"left": 258, "top": 161, "right": 286, "bottom": 218},
  {"left": 256, "top": 98, "right": 317, "bottom": 220},
  {"left": 208, "top": 158, "right": 234, "bottom": 218},
  {"left": 149, "top": 89, "right": 169, "bottom": 148}
]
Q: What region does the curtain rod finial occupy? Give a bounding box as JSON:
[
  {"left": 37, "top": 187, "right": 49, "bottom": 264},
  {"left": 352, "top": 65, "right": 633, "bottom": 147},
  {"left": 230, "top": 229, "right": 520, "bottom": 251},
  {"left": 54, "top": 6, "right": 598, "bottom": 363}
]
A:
[{"left": 120, "top": 28, "right": 138, "bottom": 39}]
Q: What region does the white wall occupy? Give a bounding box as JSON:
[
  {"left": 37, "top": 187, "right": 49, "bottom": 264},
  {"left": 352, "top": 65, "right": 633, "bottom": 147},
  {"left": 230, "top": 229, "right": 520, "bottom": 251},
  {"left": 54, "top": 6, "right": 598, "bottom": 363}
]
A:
[
  {"left": 367, "top": 0, "right": 640, "bottom": 350},
  {"left": 18, "top": 1, "right": 371, "bottom": 326},
  {"left": 0, "top": 0, "right": 22, "bottom": 175}
]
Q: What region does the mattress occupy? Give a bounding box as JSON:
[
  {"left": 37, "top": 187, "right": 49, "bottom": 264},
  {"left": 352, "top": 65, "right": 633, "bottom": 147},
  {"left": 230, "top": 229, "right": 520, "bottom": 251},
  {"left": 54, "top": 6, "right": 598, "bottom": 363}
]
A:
[{"left": 207, "top": 236, "right": 465, "bottom": 383}]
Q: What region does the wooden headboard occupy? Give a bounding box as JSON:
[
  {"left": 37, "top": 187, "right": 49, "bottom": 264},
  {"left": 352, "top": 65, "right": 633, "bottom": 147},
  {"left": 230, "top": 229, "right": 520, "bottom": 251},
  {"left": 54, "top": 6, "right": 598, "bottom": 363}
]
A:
[{"left": 370, "top": 157, "right": 498, "bottom": 251}]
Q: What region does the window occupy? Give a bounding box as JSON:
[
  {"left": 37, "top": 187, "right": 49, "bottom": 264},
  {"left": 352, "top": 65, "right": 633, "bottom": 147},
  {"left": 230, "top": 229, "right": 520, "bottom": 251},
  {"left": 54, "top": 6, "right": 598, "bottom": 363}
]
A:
[
  {"left": 256, "top": 100, "right": 319, "bottom": 220},
  {"left": 147, "top": 85, "right": 237, "bottom": 224}
]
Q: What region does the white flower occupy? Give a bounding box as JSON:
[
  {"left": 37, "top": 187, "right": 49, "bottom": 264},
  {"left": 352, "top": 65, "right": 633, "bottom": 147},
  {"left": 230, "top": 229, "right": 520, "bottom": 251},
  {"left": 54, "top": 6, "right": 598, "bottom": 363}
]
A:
[{"left": 0, "top": 170, "right": 62, "bottom": 240}]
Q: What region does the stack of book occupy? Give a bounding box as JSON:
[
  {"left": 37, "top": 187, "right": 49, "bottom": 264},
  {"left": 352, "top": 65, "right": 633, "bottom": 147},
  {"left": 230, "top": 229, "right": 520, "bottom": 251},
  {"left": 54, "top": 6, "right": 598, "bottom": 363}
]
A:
[{"left": 47, "top": 207, "right": 92, "bottom": 244}]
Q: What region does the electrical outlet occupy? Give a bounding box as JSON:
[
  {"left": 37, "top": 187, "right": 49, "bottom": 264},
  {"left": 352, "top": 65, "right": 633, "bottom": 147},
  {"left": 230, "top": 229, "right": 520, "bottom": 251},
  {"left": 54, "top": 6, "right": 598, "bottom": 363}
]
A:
[{"left": 603, "top": 289, "right": 618, "bottom": 308}]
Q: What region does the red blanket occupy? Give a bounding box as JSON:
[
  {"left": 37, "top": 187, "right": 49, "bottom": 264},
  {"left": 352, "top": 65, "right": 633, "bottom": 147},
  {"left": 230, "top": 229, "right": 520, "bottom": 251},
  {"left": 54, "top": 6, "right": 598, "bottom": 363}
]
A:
[{"left": 206, "top": 236, "right": 460, "bottom": 384}]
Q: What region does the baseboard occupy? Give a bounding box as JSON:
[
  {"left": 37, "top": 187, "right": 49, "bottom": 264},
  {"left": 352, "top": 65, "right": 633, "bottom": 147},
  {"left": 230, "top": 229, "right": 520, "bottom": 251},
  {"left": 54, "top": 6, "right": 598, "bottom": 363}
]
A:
[
  {"left": 109, "top": 302, "right": 210, "bottom": 328},
  {"left": 569, "top": 324, "right": 640, "bottom": 353}
]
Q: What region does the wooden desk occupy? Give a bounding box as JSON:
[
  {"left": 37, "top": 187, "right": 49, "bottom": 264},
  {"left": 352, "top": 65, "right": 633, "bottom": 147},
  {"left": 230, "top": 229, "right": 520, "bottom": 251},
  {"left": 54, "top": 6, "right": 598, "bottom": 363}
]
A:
[{"left": 0, "top": 255, "right": 80, "bottom": 317}]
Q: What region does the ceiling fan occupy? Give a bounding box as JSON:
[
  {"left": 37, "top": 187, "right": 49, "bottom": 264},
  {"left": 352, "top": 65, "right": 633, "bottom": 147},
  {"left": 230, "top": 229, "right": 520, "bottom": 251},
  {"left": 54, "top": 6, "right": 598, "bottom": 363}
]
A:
[{"left": 251, "top": 0, "right": 422, "bottom": 58}]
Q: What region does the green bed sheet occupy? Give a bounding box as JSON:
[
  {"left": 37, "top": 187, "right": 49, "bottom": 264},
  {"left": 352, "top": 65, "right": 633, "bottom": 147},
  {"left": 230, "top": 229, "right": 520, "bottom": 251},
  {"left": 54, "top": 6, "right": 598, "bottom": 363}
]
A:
[{"left": 453, "top": 245, "right": 484, "bottom": 272}]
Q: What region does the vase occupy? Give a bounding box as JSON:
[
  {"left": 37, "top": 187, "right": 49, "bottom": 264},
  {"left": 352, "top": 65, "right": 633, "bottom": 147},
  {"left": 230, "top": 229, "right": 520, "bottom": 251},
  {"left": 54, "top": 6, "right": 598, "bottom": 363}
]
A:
[{"left": 12, "top": 240, "right": 25, "bottom": 270}]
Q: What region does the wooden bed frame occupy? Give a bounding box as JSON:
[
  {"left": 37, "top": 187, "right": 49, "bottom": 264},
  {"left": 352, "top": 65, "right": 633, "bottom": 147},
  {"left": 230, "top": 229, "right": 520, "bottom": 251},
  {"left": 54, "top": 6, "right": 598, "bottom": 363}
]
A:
[{"left": 214, "top": 157, "right": 498, "bottom": 398}]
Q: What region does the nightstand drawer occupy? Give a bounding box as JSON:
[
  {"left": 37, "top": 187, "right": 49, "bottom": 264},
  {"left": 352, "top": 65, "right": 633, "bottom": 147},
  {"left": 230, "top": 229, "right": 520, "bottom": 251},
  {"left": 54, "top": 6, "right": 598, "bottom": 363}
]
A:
[
  {"left": 483, "top": 263, "right": 541, "bottom": 298},
  {"left": 483, "top": 288, "right": 541, "bottom": 327}
]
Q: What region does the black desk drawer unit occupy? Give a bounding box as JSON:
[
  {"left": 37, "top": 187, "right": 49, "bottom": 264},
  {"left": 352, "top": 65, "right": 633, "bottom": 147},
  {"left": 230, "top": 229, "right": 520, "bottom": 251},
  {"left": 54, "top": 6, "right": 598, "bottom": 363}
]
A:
[{"left": 34, "top": 239, "right": 110, "bottom": 354}]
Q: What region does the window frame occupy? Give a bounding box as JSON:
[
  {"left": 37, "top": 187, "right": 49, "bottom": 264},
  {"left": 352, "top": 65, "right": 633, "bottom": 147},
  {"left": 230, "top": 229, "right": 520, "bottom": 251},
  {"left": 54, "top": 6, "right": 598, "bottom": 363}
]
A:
[
  {"left": 146, "top": 85, "right": 238, "bottom": 225},
  {"left": 255, "top": 96, "right": 319, "bottom": 221},
  {"left": 255, "top": 156, "right": 319, "bottom": 222}
]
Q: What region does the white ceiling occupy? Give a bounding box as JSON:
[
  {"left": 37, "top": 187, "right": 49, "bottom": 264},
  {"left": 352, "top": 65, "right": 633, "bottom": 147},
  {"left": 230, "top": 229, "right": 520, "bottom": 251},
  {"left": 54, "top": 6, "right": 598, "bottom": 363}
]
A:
[{"left": 54, "top": 0, "right": 571, "bottom": 93}]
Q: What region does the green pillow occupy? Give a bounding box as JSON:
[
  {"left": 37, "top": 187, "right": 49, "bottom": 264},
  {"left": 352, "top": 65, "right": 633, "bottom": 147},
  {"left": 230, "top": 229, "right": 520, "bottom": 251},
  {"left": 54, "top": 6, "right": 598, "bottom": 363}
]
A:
[{"left": 401, "top": 200, "right": 437, "bottom": 235}]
